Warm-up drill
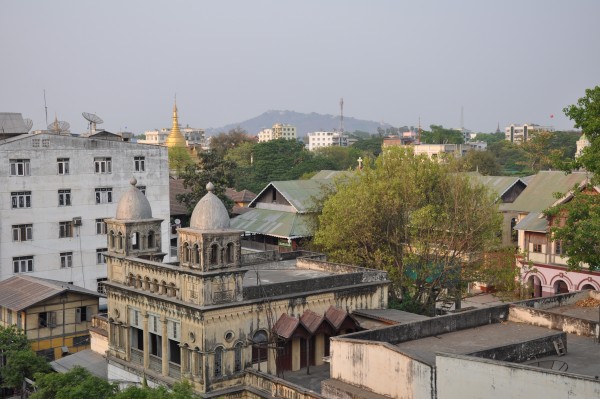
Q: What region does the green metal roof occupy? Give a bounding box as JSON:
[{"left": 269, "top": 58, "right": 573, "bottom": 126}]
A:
[
  {"left": 506, "top": 171, "right": 589, "bottom": 212},
  {"left": 230, "top": 208, "right": 314, "bottom": 238},
  {"left": 310, "top": 170, "right": 354, "bottom": 180},
  {"left": 465, "top": 172, "right": 526, "bottom": 200},
  {"left": 514, "top": 212, "right": 548, "bottom": 232},
  {"left": 253, "top": 179, "right": 337, "bottom": 213}
]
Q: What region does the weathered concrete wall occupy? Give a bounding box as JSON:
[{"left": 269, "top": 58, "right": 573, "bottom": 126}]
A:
[
  {"left": 244, "top": 273, "right": 365, "bottom": 300},
  {"left": 509, "top": 306, "right": 598, "bottom": 337},
  {"left": 436, "top": 353, "right": 600, "bottom": 399},
  {"left": 343, "top": 305, "right": 510, "bottom": 345},
  {"left": 241, "top": 250, "right": 279, "bottom": 265},
  {"left": 329, "top": 339, "right": 433, "bottom": 399},
  {"left": 297, "top": 258, "right": 388, "bottom": 283},
  {"left": 468, "top": 332, "right": 566, "bottom": 362},
  {"left": 515, "top": 290, "right": 589, "bottom": 310}
]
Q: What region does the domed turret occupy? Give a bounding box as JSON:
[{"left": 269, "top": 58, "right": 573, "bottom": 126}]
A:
[
  {"left": 190, "top": 182, "right": 230, "bottom": 230},
  {"left": 116, "top": 178, "right": 153, "bottom": 220}
]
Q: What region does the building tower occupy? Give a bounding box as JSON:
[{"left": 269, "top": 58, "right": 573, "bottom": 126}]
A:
[{"left": 165, "top": 99, "right": 187, "bottom": 148}]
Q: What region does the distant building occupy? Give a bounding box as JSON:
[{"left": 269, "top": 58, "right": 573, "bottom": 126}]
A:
[
  {"left": 257, "top": 123, "right": 297, "bottom": 143},
  {"left": 307, "top": 131, "right": 348, "bottom": 151},
  {"left": 0, "top": 119, "right": 170, "bottom": 294},
  {"left": 576, "top": 133, "right": 590, "bottom": 158},
  {"left": 0, "top": 275, "right": 101, "bottom": 361},
  {"left": 385, "top": 142, "right": 487, "bottom": 160},
  {"left": 505, "top": 123, "right": 554, "bottom": 144},
  {"left": 139, "top": 103, "right": 205, "bottom": 148}
]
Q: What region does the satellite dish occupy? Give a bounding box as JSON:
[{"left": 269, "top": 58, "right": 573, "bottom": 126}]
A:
[
  {"left": 82, "top": 112, "right": 104, "bottom": 134},
  {"left": 47, "top": 119, "right": 70, "bottom": 135},
  {"left": 23, "top": 118, "right": 33, "bottom": 132},
  {"left": 174, "top": 219, "right": 181, "bottom": 225}
]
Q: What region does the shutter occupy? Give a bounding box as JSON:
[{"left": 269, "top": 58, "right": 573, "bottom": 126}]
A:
[
  {"left": 48, "top": 311, "right": 57, "bottom": 328},
  {"left": 75, "top": 308, "right": 82, "bottom": 323},
  {"left": 129, "top": 308, "right": 140, "bottom": 328},
  {"left": 541, "top": 245, "right": 547, "bottom": 254},
  {"left": 86, "top": 306, "right": 92, "bottom": 322},
  {"left": 528, "top": 243, "right": 533, "bottom": 252}
]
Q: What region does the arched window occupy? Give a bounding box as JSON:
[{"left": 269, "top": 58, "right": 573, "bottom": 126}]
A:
[
  {"left": 182, "top": 242, "right": 189, "bottom": 263},
  {"left": 132, "top": 232, "right": 140, "bottom": 250},
  {"left": 214, "top": 346, "right": 224, "bottom": 377},
  {"left": 234, "top": 342, "right": 244, "bottom": 372},
  {"left": 109, "top": 231, "right": 115, "bottom": 248},
  {"left": 160, "top": 280, "right": 167, "bottom": 295},
  {"left": 168, "top": 282, "right": 177, "bottom": 297},
  {"left": 128, "top": 273, "right": 135, "bottom": 287},
  {"left": 192, "top": 244, "right": 199, "bottom": 265},
  {"left": 151, "top": 279, "right": 158, "bottom": 293},
  {"left": 252, "top": 330, "right": 268, "bottom": 364},
  {"left": 143, "top": 277, "right": 150, "bottom": 291},
  {"left": 210, "top": 244, "right": 219, "bottom": 266},
  {"left": 136, "top": 275, "right": 142, "bottom": 289},
  {"left": 226, "top": 243, "right": 235, "bottom": 264},
  {"left": 117, "top": 232, "right": 123, "bottom": 250},
  {"left": 148, "top": 231, "right": 155, "bottom": 248}
]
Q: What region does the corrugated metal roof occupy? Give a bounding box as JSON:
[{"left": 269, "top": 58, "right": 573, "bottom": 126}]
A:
[
  {"left": 300, "top": 310, "right": 324, "bottom": 333},
  {"left": 0, "top": 275, "right": 101, "bottom": 311},
  {"left": 0, "top": 113, "right": 28, "bottom": 134},
  {"left": 310, "top": 170, "right": 354, "bottom": 180},
  {"left": 468, "top": 173, "right": 525, "bottom": 199},
  {"left": 507, "top": 171, "right": 589, "bottom": 212},
  {"left": 273, "top": 313, "right": 300, "bottom": 339},
  {"left": 514, "top": 212, "right": 548, "bottom": 232},
  {"left": 325, "top": 306, "right": 348, "bottom": 330},
  {"left": 230, "top": 208, "right": 313, "bottom": 238},
  {"left": 251, "top": 179, "right": 337, "bottom": 213}
]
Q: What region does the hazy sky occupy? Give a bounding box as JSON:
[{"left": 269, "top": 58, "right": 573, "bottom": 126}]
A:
[{"left": 2, "top": 1, "right": 599, "bottom": 135}]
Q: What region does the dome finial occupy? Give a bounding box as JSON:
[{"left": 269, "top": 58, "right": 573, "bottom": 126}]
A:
[
  {"left": 206, "top": 182, "right": 215, "bottom": 192},
  {"left": 130, "top": 177, "right": 138, "bottom": 186}
]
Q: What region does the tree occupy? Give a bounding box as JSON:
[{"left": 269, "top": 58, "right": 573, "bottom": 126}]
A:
[
  {"left": 168, "top": 147, "right": 195, "bottom": 177},
  {"left": 420, "top": 125, "right": 464, "bottom": 145},
  {"left": 209, "top": 127, "right": 256, "bottom": 158},
  {"left": 487, "top": 140, "right": 529, "bottom": 175},
  {"left": 459, "top": 150, "right": 501, "bottom": 176},
  {"left": 114, "top": 381, "right": 199, "bottom": 399},
  {"left": 351, "top": 136, "right": 383, "bottom": 156},
  {"left": 518, "top": 130, "right": 563, "bottom": 173},
  {"left": 1, "top": 350, "right": 51, "bottom": 392},
  {"left": 0, "top": 325, "right": 29, "bottom": 367},
  {"left": 314, "top": 147, "right": 501, "bottom": 315},
  {"left": 313, "top": 146, "right": 362, "bottom": 171},
  {"left": 30, "top": 366, "right": 117, "bottom": 399},
  {"left": 563, "top": 86, "right": 600, "bottom": 141},
  {"left": 176, "top": 151, "right": 236, "bottom": 215}
]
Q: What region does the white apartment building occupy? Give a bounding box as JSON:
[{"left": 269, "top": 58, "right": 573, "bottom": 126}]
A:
[
  {"left": 257, "top": 123, "right": 297, "bottom": 143},
  {"left": 0, "top": 129, "right": 170, "bottom": 295},
  {"left": 139, "top": 126, "right": 205, "bottom": 147},
  {"left": 505, "top": 123, "right": 554, "bottom": 144},
  {"left": 307, "top": 131, "right": 348, "bottom": 151}
]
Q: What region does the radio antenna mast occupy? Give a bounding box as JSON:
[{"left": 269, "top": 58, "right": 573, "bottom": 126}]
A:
[
  {"left": 339, "top": 97, "right": 344, "bottom": 134},
  {"left": 43, "top": 89, "right": 48, "bottom": 126}
]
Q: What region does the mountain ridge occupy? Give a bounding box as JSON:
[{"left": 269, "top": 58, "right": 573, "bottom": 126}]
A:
[{"left": 205, "top": 110, "right": 391, "bottom": 137}]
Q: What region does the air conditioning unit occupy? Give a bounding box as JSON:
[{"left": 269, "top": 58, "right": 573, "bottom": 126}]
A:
[{"left": 73, "top": 217, "right": 82, "bottom": 226}]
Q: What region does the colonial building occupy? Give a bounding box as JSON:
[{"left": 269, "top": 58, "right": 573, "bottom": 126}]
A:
[
  {"left": 0, "top": 115, "right": 170, "bottom": 294},
  {"left": 104, "top": 181, "right": 389, "bottom": 394},
  {"left": 0, "top": 275, "right": 101, "bottom": 360}
]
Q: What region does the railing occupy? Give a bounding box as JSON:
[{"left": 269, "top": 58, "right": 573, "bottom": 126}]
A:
[
  {"left": 245, "top": 370, "right": 324, "bottom": 399},
  {"left": 91, "top": 313, "right": 109, "bottom": 332},
  {"left": 169, "top": 362, "right": 181, "bottom": 379},
  {"left": 241, "top": 239, "right": 279, "bottom": 252},
  {"left": 130, "top": 348, "right": 143, "bottom": 365},
  {"left": 149, "top": 354, "right": 162, "bottom": 373},
  {"left": 170, "top": 246, "right": 178, "bottom": 258}
]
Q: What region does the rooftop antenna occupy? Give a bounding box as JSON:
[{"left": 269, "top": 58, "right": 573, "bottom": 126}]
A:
[
  {"left": 418, "top": 116, "right": 422, "bottom": 143},
  {"left": 23, "top": 118, "right": 33, "bottom": 133},
  {"left": 339, "top": 97, "right": 344, "bottom": 134},
  {"left": 47, "top": 116, "right": 70, "bottom": 135},
  {"left": 460, "top": 105, "right": 464, "bottom": 130},
  {"left": 43, "top": 89, "right": 48, "bottom": 126},
  {"left": 82, "top": 112, "right": 104, "bottom": 134}
]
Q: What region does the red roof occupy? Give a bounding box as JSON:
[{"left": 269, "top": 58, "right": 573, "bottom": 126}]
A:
[
  {"left": 300, "top": 310, "right": 324, "bottom": 334},
  {"left": 273, "top": 313, "right": 300, "bottom": 339},
  {"left": 325, "top": 306, "right": 349, "bottom": 330}
]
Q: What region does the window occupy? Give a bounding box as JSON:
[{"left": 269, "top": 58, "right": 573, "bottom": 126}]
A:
[
  {"left": 75, "top": 306, "right": 91, "bottom": 323},
  {"left": 60, "top": 252, "right": 73, "bottom": 268},
  {"left": 97, "top": 278, "right": 108, "bottom": 294},
  {"left": 137, "top": 185, "right": 146, "bottom": 195},
  {"left": 12, "top": 224, "right": 32, "bottom": 242},
  {"left": 555, "top": 240, "right": 563, "bottom": 255},
  {"left": 57, "top": 158, "right": 69, "bottom": 175},
  {"left": 94, "top": 157, "right": 112, "bottom": 174},
  {"left": 11, "top": 191, "right": 31, "bottom": 208},
  {"left": 533, "top": 243, "right": 542, "bottom": 253},
  {"left": 96, "top": 248, "right": 107, "bottom": 264},
  {"left": 58, "top": 189, "right": 71, "bottom": 206},
  {"left": 234, "top": 342, "right": 243, "bottom": 372},
  {"left": 134, "top": 156, "right": 145, "bottom": 172},
  {"left": 73, "top": 335, "right": 90, "bottom": 346},
  {"left": 95, "top": 187, "right": 113, "bottom": 204},
  {"left": 214, "top": 346, "right": 223, "bottom": 377},
  {"left": 9, "top": 159, "right": 30, "bottom": 176},
  {"left": 13, "top": 256, "right": 33, "bottom": 273},
  {"left": 59, "top": 221, "right": 73, "bottom": 238},
  {"left": 96, "top": 219, "right": 107, "bottom": 234},
  {"left": 38, "top": 311, "right": 56, "bottom": 328}
]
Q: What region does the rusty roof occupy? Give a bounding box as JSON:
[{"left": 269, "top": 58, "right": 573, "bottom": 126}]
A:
[
  {"left": 300, "top": 310, "right": 324, "bottom": 334},
  {"left": 273, "top": 313, "right": 300, "bottom": 339},
  {"left": 226, "top": 188, "right": 256, "bottom": 204},
  {"left": 169, "top": 178, "right": 190, "bottom": 216},
  {"left": 0, "top": 275, "right": 101, "bottom": 311},
  {"left": 325, "top": 306, "right": 349, "bottom": 330}
]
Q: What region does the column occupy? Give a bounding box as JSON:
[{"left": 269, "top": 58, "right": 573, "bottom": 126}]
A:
[
  {"left": 142, "top": 312, "right": 149, "bottom": 369},
  {"left": 161, "top": 317, "right": 169, "bottom": 376}
]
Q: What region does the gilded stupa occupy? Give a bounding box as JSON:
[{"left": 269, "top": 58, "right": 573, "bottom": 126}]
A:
[{"left": 164, "top": 99, "right": 187, "bottom": 148}]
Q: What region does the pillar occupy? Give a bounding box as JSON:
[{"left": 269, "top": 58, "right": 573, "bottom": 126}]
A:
[
  {"left": 142, "top": 313, "right": 149, "bottom": 369},
  {"left": 161, "top": 317, "right": 169, "bottom": 376},
  {"left": 292, "top": 338, "right": 301, "bottom": 371},
  {"left": 315, "top": 334, "right": 325, "bottom": 366}
]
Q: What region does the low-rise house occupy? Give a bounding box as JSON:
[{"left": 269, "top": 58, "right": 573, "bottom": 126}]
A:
[{"left": 0, "top": 275, "right": 101, "bottom": 360}]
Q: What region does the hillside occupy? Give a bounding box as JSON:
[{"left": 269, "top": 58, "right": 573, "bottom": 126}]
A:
[{"left": 205, "top": 110, "right": 391, "bottom": 137}]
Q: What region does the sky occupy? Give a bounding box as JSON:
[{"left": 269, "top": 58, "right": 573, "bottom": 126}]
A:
[{"left": 1, "top": 1, "right": 599, "bottom": 135}]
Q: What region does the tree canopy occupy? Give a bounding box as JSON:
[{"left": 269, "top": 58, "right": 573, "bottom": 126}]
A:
[
  {"left": 313, "top": 147, "right": 501, "bottom": 314},
  {"left": 420, "top": 125, "right": 464, "bottom": 145},
  {"left": 209, "top": 127, "right": 256, "bottom": 158}
]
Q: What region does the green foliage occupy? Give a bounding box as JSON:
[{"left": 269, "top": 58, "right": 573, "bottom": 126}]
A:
[
  {"left": 518, "top": 130, "right": 564, "bottom": 173},
  {"left": 313, "top": 146, "right": 362, "bottom": 171},
  {"left": 420, "top": 125, "right": 464, "bottom": 145},
  {"left": 351, "top": 136, "right": 383, "bottom": 156},
  {"left": 487, "top": 140, "right": 529, "bottom": 175},
  {"left": 209, "top": 127, "right": 256, "bottom": 158},
  {"left": 476, "top": 132, "right": 505, "bottom": 145},
  {"left": 0, "top": 325, "right": 29, "bottom": 359},
  {"left": 1, "top": 350, "right": 51, "bottom": 390},
  {"left": 224, "top": 141, "right": 256, "bottom": 168},
  {"left": 30, "top": 366, "right": 117, "bottom": 399},
  {"left": 176, "top": 151, "right": 236, "bottom": 215},
  {"left": 114, "top": 381, "right": 198, "bottom": 399},
  {"left": 563, "top": 85, "right": 600, "bottom": 139},
  {"left": 168, "top": 147, "right": 194, "bottom": 177},
  {"left": 474, "top": 248, "right": 521, "bottom": 293},
  {"left": 314, "top": 147, "right": 501, "bottom": 315},
  {"left": 544, "top": 188, "right": 600, "bottom": 270},
  {"left": 459, "top": 150, "right": 501, "bottom": 175}
]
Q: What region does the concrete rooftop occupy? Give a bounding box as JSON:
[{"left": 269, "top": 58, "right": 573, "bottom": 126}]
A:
[{"left": 241, "top": 260, "right": 335, "bottom": 287}]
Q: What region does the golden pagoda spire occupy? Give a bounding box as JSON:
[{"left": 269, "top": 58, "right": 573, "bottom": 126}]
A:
[{"left": 165, "top": 95, "right": 187, "bottom": 148}]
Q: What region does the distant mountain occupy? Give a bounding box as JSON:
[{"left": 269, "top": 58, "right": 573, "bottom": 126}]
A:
[{"left": 205, "top": 110, "right": 391, "bottom": 137}]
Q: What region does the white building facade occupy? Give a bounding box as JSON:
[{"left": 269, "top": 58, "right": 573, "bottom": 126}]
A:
[
  {"left": 505, "top": 123, "right": 554, "bottom": 144},
  {"left": 0, "top": 132, "right": 170, "bottom": 294},
  {"left": 307, "top": 131, "right": 348, "bottom": 151},
  {"left": 257, "top": 123, "right": 297, "bottom": 143}
]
